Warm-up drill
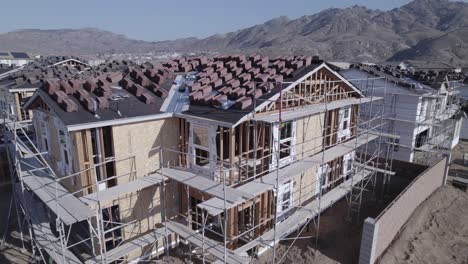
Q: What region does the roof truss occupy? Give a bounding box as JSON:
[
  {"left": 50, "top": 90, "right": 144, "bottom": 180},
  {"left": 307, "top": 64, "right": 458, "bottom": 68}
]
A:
[{"left": 257, "top": 64, "right": 363, "bottom": 114}]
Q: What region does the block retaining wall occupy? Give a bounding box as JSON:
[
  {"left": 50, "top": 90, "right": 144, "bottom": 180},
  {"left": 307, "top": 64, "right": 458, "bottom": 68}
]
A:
[{"left": 359, "top": 157, "right": 448, "bottom": 264}]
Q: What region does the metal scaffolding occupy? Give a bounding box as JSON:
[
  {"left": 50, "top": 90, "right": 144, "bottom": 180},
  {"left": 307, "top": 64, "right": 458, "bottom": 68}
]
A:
[
  {"left": 156, "top": 76, "right": 399, "bottom": 264},
  {"left": 1, "top": 72, "right": 459, "bottom": 264},
  {"left": 1, "top": 110, "right": 172, "bottom": 264}
]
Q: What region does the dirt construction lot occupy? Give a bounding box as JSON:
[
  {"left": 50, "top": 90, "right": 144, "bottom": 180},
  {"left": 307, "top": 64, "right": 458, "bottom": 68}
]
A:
[{"left": 378, "top": 185, "right": 468, "bottom": 264}]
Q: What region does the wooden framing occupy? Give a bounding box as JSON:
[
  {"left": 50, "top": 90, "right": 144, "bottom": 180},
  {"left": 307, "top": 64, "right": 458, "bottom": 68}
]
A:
[
  {"left": 258, "top": 67, "right": 360, "bottom": 114},
  {"left": 70, "top": 130, "right": 95, "bottom": 195},
  {"left": 178, "top": 118, "right": 190, "bottom": 167},
  {"left": 9, "top": 91, "right": 35, "bottom": 122},
  {"left": 69, "top": 126, "right": 118, "bottom": 196},
  {"left": 229, "top": 128, "right": 235, "bottom": 183},
  {"left": 173, "top": 64, "right": 367, "bottom": 253}
]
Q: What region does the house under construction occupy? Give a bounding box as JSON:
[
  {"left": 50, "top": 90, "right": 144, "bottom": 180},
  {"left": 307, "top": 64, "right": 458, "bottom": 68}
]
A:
[
  {"left": 0, "top": 56, "right": 92, "bottom": 189},
  {"left": 1, "top": 55, "right": 453, "bottom": 264}
]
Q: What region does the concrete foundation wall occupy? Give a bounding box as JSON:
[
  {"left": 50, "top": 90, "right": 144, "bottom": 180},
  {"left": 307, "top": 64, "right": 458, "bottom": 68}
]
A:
[{"left": 359, "top": 157, "right": 448, "bottom": 264}]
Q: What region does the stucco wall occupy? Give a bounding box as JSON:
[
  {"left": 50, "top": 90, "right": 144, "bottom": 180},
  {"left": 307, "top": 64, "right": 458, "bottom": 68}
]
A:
[{"left": 359, "top": 157, "right": 448, "bottom": 264}]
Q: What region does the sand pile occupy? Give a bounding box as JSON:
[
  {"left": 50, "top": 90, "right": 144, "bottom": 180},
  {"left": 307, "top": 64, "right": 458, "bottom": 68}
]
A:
[{"left": 379, "top": 185, "right": 468, "bottom": 264}]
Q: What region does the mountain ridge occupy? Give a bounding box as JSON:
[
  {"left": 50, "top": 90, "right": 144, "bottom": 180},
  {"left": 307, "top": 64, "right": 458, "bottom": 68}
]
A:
[{"left": 1, "top": 0, "right": 468, "bottom": 64}]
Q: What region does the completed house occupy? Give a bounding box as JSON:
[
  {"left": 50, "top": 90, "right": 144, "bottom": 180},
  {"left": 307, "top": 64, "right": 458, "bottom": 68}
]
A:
[
  {"left": 340, "top": 63, "right": 463, "bottom": 163},
  {"left": 0, "top": 51, "right": 34, "bottom": 67}
]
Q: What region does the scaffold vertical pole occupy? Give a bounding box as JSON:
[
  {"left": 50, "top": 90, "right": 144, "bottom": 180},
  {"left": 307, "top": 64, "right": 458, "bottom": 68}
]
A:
[
  {"left": 316, "top": 77, "right": 329, "bottom": 245},
  {"left": 272, "top": 81, "right": 283, "bottom": 264}
]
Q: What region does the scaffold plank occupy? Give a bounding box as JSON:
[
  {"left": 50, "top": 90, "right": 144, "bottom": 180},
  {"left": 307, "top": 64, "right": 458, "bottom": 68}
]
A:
[
  {"left": 308, "top": 135, "right": 378, "bottom": 164},
  {"left": 357, "top": 164, "right": 395, "bottom": 176},
  {"left": 199, "top": 134, "right": 378, "bottom": 215},
  {"left": 85, "top": 227, "right": 169, "bottom": 264},
  {"left": 80, "top": 173, "right": 162, "bottom": 208},
  {"left": 15, "top": 184, "right": 82, "bottom": 264},
  {"left": 160, "top": 168, "right": 255, "bottom": 203},
  {"left": 254, "top": 97, "right": 383, "bottom": 123},
  {"left": 20, "top": 156, "right": 95, "bottom": 225},
  {"left": 385, "top": 117, "right": 442, "bottom": 126},
  {"left": 362, "top": 130, "right": 400, "bottom": 139},
  {"left": 166, "top": 221, "right": 249, "bottom": 264},
  {"left": 234, "top": 169, "right": 373, "bottom": 255}
]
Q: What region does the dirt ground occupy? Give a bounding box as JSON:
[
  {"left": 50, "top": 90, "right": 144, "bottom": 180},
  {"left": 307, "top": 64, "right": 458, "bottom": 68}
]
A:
[
  {"left": 378, "top": 185, "right": 468, "bottom": 264},
  {"left": 152, "top": 175, "right": 412, "bottom": 264},
  {"left": 448, "top": 139, "right": 468, "bottom": 180},
  {"left": 254, "top": 191, "right": 392, "bottom": 264},
  {"left": 147, "top": 188, "right": 395, "bottom": 264}
]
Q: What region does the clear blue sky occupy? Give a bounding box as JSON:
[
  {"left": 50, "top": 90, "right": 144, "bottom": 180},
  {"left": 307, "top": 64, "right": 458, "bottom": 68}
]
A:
[{"left": 0, "top": 0, "right": 414, "bottom": 41}]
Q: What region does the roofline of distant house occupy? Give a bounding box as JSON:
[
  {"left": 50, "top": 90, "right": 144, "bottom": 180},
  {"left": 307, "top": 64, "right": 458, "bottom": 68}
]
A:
[{"left": 51, "top": 58, "right": 91, "bottom": 68}]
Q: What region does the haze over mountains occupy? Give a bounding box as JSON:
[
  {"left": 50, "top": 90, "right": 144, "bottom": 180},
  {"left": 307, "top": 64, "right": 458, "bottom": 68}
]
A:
[{"left": 1, "top": 0, "right": 468, "bottom": 64}]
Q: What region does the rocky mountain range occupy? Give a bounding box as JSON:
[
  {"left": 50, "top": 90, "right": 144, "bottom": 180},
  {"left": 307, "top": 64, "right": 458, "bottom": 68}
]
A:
[{"left": 1, "top": 0, "right": 468, "bottom": 64}]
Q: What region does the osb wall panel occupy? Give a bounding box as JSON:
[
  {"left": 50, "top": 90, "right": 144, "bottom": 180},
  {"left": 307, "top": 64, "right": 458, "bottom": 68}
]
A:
[
  {"left": 47, "top": 115, "right": 61, "bottom": 172},
  {"left": 69, "top": 130, "right": 94, "bottom": 196},
  {"left": 126, "top": 233, "right": 178, "bottom": 261},
  {"left": 373, "top": 157, "right": 447, "bottom": 261},
  {"left": 112, "top": 118, "right": 179, "bottom": 184},
  {"left": 296, "top": 113, "right": 324, "bottom": 160},
  {"left": 111, "top": 118, "right": 180, "bottom": 245},
  {"left": 292, "top": 164, "right": 320, "bottom": 206},
  {"left": 118, "top": 180, "right": 179, "bottom": 247}
]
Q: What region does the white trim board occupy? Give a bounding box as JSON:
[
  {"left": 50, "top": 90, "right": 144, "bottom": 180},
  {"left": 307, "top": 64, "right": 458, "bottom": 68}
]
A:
[{"left": 66, "top": 112, "right": 173, "bottom": 132}]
